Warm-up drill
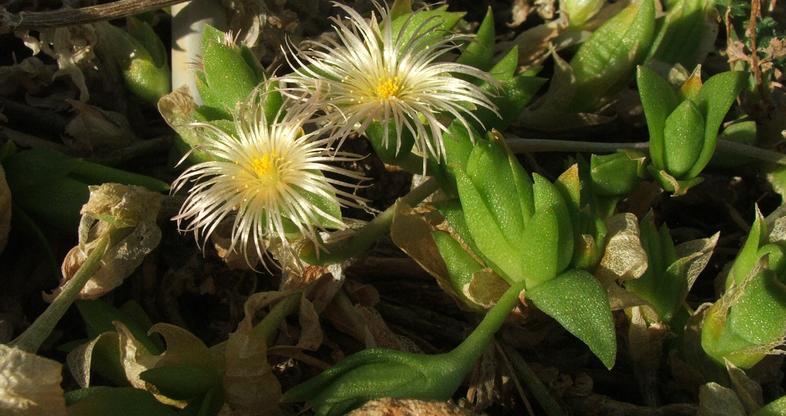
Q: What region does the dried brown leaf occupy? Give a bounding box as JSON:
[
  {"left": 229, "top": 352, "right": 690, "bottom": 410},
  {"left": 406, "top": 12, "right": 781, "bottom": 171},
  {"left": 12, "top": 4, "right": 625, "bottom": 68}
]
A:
[
  {"left": 725, "top": 360, "right": 764, "bottom": 414},
  {"left": 0, "top": 57, "right": 54, "bottom": 96},
  {"left": 466, "top": 345, "right": 497, "bottom": 411},
  {"left": 698, "top": 382, "right": 746, "bottom": 416},
  {"left": 48, "top": 184, "right": 162, "bottom": 300},
  {"left": 597, "top": 213, "right": 648, "bottom": 281},
  {"left": 66, "top": 332, "right": 118, "bottom": 388},
  {"left": 64, "top": 100, "right": 137, "bottom": 152},
  {"left": 347, "top": 397, "right": 478, "bottom": 416}
]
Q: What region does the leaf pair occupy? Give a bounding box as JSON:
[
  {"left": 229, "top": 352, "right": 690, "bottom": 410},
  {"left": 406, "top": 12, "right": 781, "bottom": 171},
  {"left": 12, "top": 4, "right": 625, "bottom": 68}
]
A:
[{"left": 638, "top": 66, "right": 745, "bottom": 194}]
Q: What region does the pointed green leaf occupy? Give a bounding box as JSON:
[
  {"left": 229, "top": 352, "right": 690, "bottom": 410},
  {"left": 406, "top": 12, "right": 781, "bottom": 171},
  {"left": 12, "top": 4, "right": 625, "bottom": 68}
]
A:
[
  {"left": 637, "top": 66, "right": 680, "bottom": 170},
  {"left": 466, "top": 142, "right": 527, "bottom": 244},
  {"left": 528, "top": 269, "right": 616, "bottom": 368},
  {"left": 686, "top": 71, "right": 745, "bottom": 178},
  {"left": 728, "top": 208, "right": 766, "bottom": 288},
  {"left": 569, "top": 0, "right": 656, "bottom": 112},
  {"left": 200, "top": 25, "right": 260, "bottom": 118},
  {"left": 454, "top": 166, "right": 523, "bottom": 281},
  {"left": 391, "top": 7, "right": 464, "bottom": 47},
  {"left": 519, "top": 208, "right": 562, "bottom": 287},
  {"left": 647, "top": 0, "right": 718, "bottom": 69},
  {"left": 532, "top": 174, "right": 574, "bottom": 273}
]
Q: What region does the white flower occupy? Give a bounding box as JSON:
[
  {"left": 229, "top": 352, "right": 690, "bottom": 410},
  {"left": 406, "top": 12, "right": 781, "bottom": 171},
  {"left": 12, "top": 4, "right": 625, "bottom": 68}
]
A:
[
  {"left": 281, "top": 2, "right": 497, "bottom": 161},
  {"left": 172, "top": 88, "right": 366, "bottom": 264}
]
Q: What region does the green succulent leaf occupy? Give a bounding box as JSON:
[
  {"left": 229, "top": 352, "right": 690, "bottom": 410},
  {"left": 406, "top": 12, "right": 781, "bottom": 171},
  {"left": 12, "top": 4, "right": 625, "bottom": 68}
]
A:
[
  {"left": 391, "top": 6, "right": 464, "bottom": 47},
  {"left": 663, "top": 99, "right": 706, "bottom": 178},
  {"left": 686, "top": 71, "right": 745, "bottom": 178},
  {"left": 569, "top": 0, "right": 656, "bottom": 112},
  {"left": 637, "top": 65, "right": 681, "bottom": 170},
  {"left": 728, "top": 208, "right": 767, "bottom": 288},
  {"left": 647, "top": 0, "right": 719, "bottom": 69},
  {"left": 199, "top": 25, "right": 261, "bottom": 119},
  {"left": 466, "top": 141, "right": 527, "bottom": 244},
  {"left": 590, "top": 151, "right": 645, "bottom": 197},
  {"left": 528, "top": 269, "right": 617, "bottom": 369},
  {"left": 453, "top": 166, "right": 523, "bottom": 282}
]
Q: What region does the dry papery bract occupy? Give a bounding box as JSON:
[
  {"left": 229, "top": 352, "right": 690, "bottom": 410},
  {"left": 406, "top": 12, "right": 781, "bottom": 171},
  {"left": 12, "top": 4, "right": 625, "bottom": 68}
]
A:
[
  {"left": 0, "top": 344, "right": 66, "bottom": 416},
  {"left": 47, "top": 183, "right": 162, "bottom": 301}
]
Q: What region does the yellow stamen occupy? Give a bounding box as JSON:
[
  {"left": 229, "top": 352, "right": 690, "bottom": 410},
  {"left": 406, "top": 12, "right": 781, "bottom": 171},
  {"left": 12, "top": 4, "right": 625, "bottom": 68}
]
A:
[
  {"left": 250, "top": 152, "right": 281, "bottom": 184},
  {"left": 375, "top": 76, "right": 401, "bottom": 99}
]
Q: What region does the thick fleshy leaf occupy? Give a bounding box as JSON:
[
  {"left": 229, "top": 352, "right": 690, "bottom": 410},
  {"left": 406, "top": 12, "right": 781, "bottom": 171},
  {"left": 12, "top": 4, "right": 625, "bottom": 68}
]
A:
[
  {"left": 528, "top": 269, "right": 617, "bottom": 368},
  {"left": 590, "top": 151, "right": 646, "bottom": 197},
  {"left": 391, "top": 7, "right": 464, "bottom": 48},
  {"left": 199, "top": 25, "right": 260, "bottom": 119},
  {"left": 453, "top": 166, "right": 523, "bottom": 281},
  {"left": 728, "top": 207, "right": 767, "bottom": 288},
  {"left": 518, "top": 208, "right": 562, "bottom": 287},
  {"left": 637, "top": 66, "right": 680, "bottom": 170},
  {"left": 466, "top": 142, "right": 527, "bottom": 245},
  {"left": 754, "top": 396, "right": 786, "bottom": 416},
  {"left": 532, "top": 174, "right": 574, "bottom": 274},
  {"left": 569, "top": 0, "right": 656, "bottom": 112},
  {"left": 647, "top": 0, "right": 718, "bottom": 69},
  {"left": 663, "top": 99, "right": 705, "bottom": 178},
  {"left": 686, "top": 71, "right": 745, "bottom": 178}
]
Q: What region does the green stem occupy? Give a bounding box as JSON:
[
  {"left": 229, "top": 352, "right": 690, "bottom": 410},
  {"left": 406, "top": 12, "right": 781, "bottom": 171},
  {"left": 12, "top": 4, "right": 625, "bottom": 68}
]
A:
[
  {"left": 505, "top": 137, "right": 786, "bottom": 167},
  {"left": 500, "top": 342, "right": 566, "bottom": 416},
  {"left": 300, "top": 177, "right": 440, "bottom": 265},
  {"left": 251, "top": 292, "right": 301, "bottom": 346},
  {"left": 11, "top": 234, "right": 111, "bottom": 353},
  {"left": 447, "top": 280, "right": 526, "bottom": 373}
]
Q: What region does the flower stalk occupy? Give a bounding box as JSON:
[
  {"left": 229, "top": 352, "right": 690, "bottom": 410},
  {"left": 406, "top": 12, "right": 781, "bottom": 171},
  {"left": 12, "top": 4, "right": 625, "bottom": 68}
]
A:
[{"left": 11, "top": 233, "right": 111, "bottom": 353}]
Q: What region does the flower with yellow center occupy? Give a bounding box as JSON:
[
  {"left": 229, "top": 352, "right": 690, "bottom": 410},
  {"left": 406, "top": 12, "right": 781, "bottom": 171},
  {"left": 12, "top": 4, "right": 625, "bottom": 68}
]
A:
[
  {"left": 281, "top": 2, "right": 497, "bottom": 161},
  {"left": 172, "top": 88, "right": 366, "bottom": 264}
]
